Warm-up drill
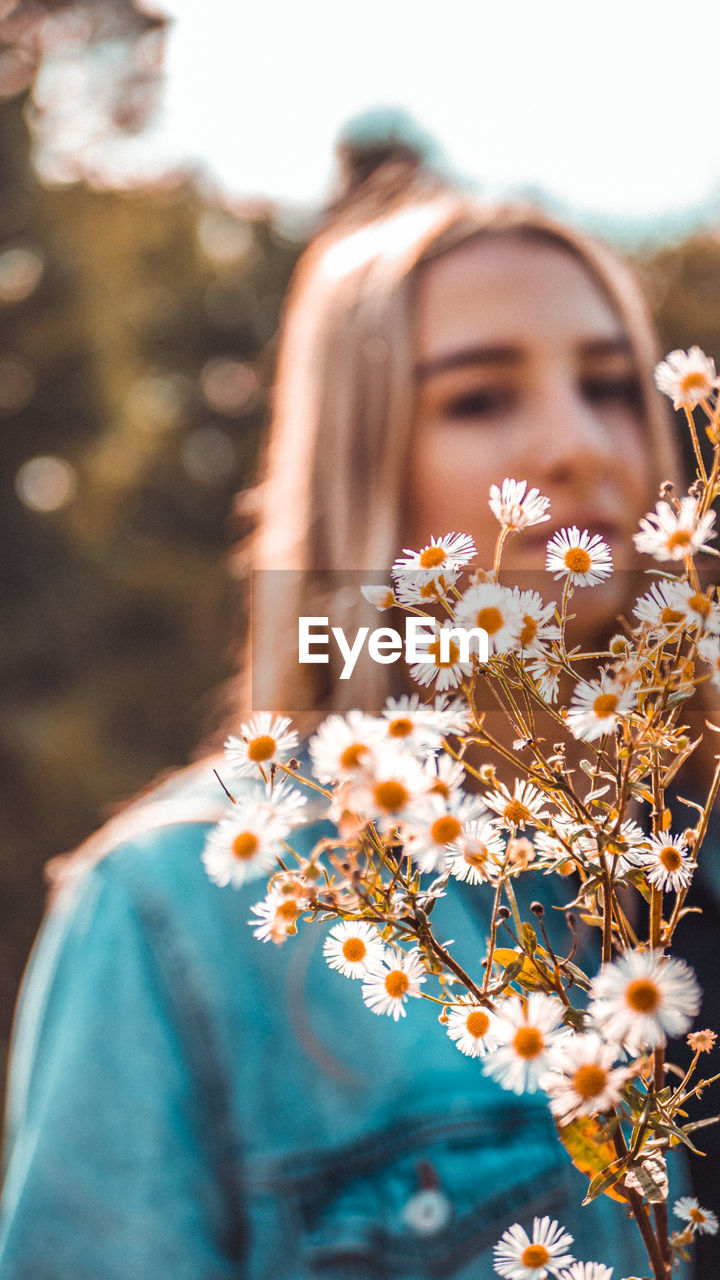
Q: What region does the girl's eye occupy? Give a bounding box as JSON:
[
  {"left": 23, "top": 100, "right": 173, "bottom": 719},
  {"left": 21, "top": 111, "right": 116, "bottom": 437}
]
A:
[
  {"left": 444, "top": 388, "right": 517, "bottom": 420},
  {"left": 581, "top": 375, "right": 642, "bottom": 409}
]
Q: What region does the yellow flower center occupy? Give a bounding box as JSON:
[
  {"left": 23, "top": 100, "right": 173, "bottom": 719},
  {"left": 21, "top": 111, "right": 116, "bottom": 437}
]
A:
[
  {"left": 681, "top": 371, "right": 708, "bottom": 393},
  {"left": 661, "top": 606, "right": 685, "bottom": 625},
  {"left": 667, "top": 529, "right": 692, "bottom": 551},
  {"left": 689, "top": 1207, "right": 707, "bottom": 1223},
  {"left": 430, "top": 815, "right": 462, "bottom": 844},
  {"left": 520, "top": 1244, "right": 551, "bottom": 1268},
  {"left": 659, "top": 845, "right": 683, "bottom": 871},
  {"left": 420, "top": 545, "right": 447, "bottom": 568},
  {"left": 475, "top": 606, "right": 503, "bottom": 635},
  {"left": 564, "top": 546, "right": 591, "bottom": 573},
  {"left": 385, "top": 970, "right": 409, "bottom": 998},
  {"left": 342, "top": 937, "right": 366, "bottom": 962},
  {"left": 464, "top": 845, "right": 489, "bottom": 867},
  {"left": 573, "top": 1062, "right": 609, "bottom": 1099},
  {"left": 429, "top": 779, "right": 450, "bottom": 798},
  {"left": 504, "top": 799, "right": 530, "bottom": 826},
  {"left": 277, "top": 900, "right": 299, "bottom": 922},
  {"left": 247, "top": 734, "right": 276, "bottom": 762},
  {"left": 420, "top": 578, "right": 445, "bottom": 598},
  {"left": 466, "top": 1009, "right": 490, "bottom": 1039},
  {"left": 688, "top": 592, "right": 712, "bottom": 618},
  {"left": 593, "top": 692, "right": 619, "bottom": 718},
  {"left": 388, "top": 717, "right": 414, "bottom": 738},
  {"left": 340, "top": 742, "right": 368, "bottom": 769},
  {"left": 513, "top": 1026, "right": 545, "bottom": 1059},
  {"left": 625, "top": 977, "right": 660, "bottom": 1013},
  {"left": 520, "top": 615, "right": 538, "bottom": 647},
  {"left": 374, "top": 779, "right": 409, "bottom": 812},
  {"left": 428, "top": 638, "right": 460, "bottom": 667},
  {"left": 232, "top": 832, "right": 259, "bottom": 860}
]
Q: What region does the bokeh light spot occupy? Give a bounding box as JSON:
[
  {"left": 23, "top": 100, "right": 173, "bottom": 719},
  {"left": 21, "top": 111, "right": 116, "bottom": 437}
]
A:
[
  {"left": 0, "top": 248, "right": 44, "bottom": 303},
  {"left": 15, "top": 455, "right": 77, "bottom": 512}
]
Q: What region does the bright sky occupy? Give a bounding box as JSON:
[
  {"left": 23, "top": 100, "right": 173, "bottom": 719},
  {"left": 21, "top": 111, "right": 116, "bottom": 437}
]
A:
[{"left": 128, "top": 0, "right": 720, "bottom": 233}]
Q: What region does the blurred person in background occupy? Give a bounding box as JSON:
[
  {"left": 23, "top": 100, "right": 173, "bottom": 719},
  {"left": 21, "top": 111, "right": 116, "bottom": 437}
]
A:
[{"left": 0, "top": 161, "right": 712, "bottom": 1279}]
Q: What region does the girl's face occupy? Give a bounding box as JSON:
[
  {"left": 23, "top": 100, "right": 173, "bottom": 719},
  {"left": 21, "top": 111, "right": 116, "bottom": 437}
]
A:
[{"left": 406, "top": 235, "right": 654, "bottom": 641}]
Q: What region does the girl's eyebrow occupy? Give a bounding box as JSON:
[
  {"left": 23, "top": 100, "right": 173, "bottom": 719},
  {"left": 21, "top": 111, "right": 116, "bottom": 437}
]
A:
[
  {"left": 416, "top": 336, "right": 634, "bottom": 380},
  {"left": 578, "top": 336, "right": 634, "bottom": 360},
  {"left": 415, "top": 344, "right": 523, "bottom": 379}
]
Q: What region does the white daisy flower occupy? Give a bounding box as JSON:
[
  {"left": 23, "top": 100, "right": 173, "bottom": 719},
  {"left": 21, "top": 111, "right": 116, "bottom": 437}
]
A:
[
  {"left": 202, "top": 783, "right": 305, "bottom": 888},
  {"left": 632, "top": 578, "right": 691, "bottom": 634},
  {"left": 445, "top": 818, "right": 506, "bottom": 883},
  {"left": 225, "top": 712, "right": 298, "bottom": 776},
  {"left": 566, "top": 674, "right": 637, "bottom": 743},
  {"left": 489, "top": 478, "right": 551, "bottom": 531},
  {"left": 633, "top": 834, "right": 695, "bottom": 893},
  {"left": 360, "top": 584, "right": 395, "bottom": 611},
  {"left": 482, "top": 993, "right": 568, "bottom": 1095},
  {"left": 249, "top": 886, "right": 308, "bottom": 944},
  {"left": 698, "top": 633, "right": 720, "bottom": 689},
  {"left": 526, "top": 652, "right": 564, "bottom": 703},
  {"left": 347, "top": 747, "right": 427, "bottom": 831},
  {"left": 656, "top": 579, "right": 720, "bottom": 633},
  {"left": 309, "top": 710, "right": 385, "bottom": 782},
  {"left": 361, "top": 947, "right": 426, "bottom": 1020},
  {"left": 454, "top": 582, "right": 524, "bottom": 656},
  {"left": 546, "top": 528, "right": 613, "bottom": 587},
  {"left": 588, "top": 951, "right": 701, "bottom": 1053},
  {"left": 633, "top": 497, "right": 716, "bottom": 562},
  {"left": 433, "top": 696, "right": 471, "bottom": 737},
  {"left": 381, "top": 694, "right": 448, "bottom": 758},
  {"left": 507, "top": 588, "right": 560, "bottom": 655},
  {"left": 392, "top": 532, "right": 476, "bottom": 580},
  {"left": 405, "top": 791, "right": 488, "bottom": 873},
  {"left": 542, "top": 1033, "right": 630, "bottom": 1125},
  {"left": 556, "top": 1265, "right": 613, "bottom": 1280},
  {"left": 493, "top": 1215, "right": 575, "bottom": 1279},
  {"left": 393, "top": 567, "right": 460, "bottom": 607},
  {"left": 673, "top": 1195, "right": 719, "bottom": 1235},
  {"left": 446, "top": 1001, "right": 502, "bottom": 1057},
  {"left": 654, "top": 346, "right": 718, "bottom": 409},
  {"left": 533, "top": 828, "right": 577, "bottom": 875},
  {"left": 574, "top": 819, "right": 648, "bottom": 878},
  {"left": 409, "top": 624, "right": 476, "bottom": 692},
  {"left": 323, "top": 920, "right": 387, "bottom": 979},
  {"left": 484, "top": 779, "right": 549, "bottom": 831},
  {"left": 422, "top": 753, "right": 466, "bottom": 801}
]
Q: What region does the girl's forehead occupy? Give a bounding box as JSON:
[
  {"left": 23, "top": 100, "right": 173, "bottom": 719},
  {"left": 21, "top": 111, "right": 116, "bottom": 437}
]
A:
[{"left": 414, "top": 235, "right": 627, "bottom": 365}]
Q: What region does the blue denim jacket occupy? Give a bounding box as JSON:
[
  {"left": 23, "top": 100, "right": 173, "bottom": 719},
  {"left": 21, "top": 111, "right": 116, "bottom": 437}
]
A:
[{"left": 0, "top": 766, "right": 656, "bottom": 1278}]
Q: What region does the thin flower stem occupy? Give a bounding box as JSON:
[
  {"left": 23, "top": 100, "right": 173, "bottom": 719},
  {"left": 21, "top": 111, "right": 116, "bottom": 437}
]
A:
[
  {"left": 423, "top": 935, "right": 486, "bottom": 1003},
  {"left": 492, "top": 526, "right": 510, "bottom": 580},
  {"left": 601, "top": 863, "right": 614, "bottom": 964},
  {"left": 503, "top": 877, "right": 523, "bottom": 939},
  {"left": 684, "top": 405, "right": 708, "bottom": 484},
  {"left": 276, "top": 763, "right": 333, "bottom": 798},
  {"left": 611, "top": 1126, "right": 669, "bottom": 1280},
  {"left": 653, "top": 1202, "right": 672, "bottom": 1271},
  {"left": 483, "top": 879, "right": 505, "bottom": 995}
]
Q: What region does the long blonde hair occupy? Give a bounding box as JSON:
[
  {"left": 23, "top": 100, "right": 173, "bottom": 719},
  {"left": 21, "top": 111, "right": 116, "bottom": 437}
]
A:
[{"left": 247, "top": 180, "right": 680, "bottom": 719}]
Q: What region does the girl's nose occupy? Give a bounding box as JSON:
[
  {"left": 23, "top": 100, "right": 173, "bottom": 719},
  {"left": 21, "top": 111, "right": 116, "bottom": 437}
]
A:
[{"left": 532, "top": 376, "right": 613, "bottom": 486}]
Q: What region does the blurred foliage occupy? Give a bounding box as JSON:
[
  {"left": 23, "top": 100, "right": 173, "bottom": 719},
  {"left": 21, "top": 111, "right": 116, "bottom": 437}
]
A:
[{"left": 0, "top": 90, "right": 302, "bottom": 1080}]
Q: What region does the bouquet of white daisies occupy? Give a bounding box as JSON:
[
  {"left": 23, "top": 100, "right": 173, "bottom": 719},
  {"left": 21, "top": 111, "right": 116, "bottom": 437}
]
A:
[{"left": 203, "top": 347, "right": 720, "bottom": 1280}]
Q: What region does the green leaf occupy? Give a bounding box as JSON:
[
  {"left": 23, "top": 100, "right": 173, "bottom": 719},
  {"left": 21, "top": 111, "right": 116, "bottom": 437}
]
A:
[{"left": 583, "top": 1161, "right": 627, "bottom": 1204}]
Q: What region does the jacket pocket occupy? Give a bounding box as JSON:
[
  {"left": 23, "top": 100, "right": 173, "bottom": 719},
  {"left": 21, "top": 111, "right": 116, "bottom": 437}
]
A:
[{"left": 249, "top": 1102, "right": 570, "bottom": 1278}]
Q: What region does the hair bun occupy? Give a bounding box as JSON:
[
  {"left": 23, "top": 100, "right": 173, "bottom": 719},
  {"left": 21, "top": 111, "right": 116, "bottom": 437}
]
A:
[{"left": 323, "top": 108, "right": 445, "bottom": 229}]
